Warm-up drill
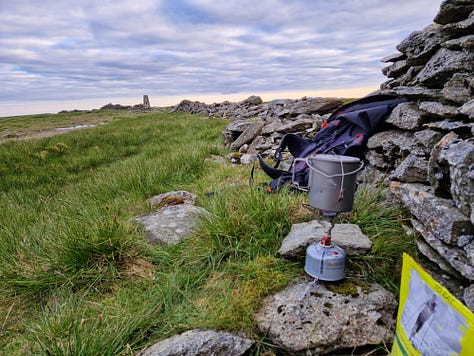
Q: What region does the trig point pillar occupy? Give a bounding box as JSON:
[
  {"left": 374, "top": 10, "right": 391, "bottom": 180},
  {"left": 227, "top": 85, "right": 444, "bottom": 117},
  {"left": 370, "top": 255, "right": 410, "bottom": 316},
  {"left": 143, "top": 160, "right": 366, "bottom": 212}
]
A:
[{"left": 143, "top": 95, "right": 150, "bottom": 107}]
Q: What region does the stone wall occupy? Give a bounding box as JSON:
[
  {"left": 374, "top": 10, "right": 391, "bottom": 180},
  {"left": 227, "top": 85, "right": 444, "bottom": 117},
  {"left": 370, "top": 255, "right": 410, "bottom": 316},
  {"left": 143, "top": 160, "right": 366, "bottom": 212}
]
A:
[{"left": 369, "top": 0, "right": 474, "bottom": 295}]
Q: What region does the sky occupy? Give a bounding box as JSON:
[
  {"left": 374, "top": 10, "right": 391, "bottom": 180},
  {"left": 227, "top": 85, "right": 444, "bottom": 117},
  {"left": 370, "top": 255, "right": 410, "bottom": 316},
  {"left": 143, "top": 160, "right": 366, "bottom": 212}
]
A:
[{"left": 1, "top": 0, "right": 442, "bottom": 117}]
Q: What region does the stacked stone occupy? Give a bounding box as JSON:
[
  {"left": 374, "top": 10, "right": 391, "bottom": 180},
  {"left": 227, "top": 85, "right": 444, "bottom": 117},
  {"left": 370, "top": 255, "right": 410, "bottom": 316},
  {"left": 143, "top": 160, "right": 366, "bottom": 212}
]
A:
[
  {"left": 171, "top": 95, "right": 343, "bottom": 156},
  {"left": 372, "top": 0, "right": 474, "bottom": 295}
]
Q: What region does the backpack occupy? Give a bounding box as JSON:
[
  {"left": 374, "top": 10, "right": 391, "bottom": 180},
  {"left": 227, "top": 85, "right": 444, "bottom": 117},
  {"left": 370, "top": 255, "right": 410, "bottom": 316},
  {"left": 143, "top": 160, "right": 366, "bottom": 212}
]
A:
[{"left": 256, "top": 94, "right": 407, "bottom": 192}]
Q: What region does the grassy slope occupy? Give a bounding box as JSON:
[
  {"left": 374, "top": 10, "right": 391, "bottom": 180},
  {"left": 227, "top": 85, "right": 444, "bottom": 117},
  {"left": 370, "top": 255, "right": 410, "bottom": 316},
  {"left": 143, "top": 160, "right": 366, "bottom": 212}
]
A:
[{"left": 0, "top": 110, "right": 417, "bottom": 355}]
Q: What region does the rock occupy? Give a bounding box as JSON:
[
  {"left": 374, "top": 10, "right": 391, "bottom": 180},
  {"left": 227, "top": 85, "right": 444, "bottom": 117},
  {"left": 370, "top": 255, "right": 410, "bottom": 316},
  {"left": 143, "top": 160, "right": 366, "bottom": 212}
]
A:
[
  {"left": 295, "top": 97, "right": 343, "bottom": 115},
  {"left": 442, "top": 34, "right": 474, "bottom": 50},
  {"left": 464, "top": 284, "right": 474, "bottom": 312},
  {"left": 414, "top": 48, "right": 474, "bottom": 88},
  {"left": 415, "top": 235, "right": 463, "bottom": 278},
  {"left": 139, "top": 329, "right": 253, "bottom": 356},
  {"left": 429, "top": 132, "right": 460, "bottom": 196},
  {"left": 429, "top": 133, "right": 474, "bottom": 218},
  {"left": 396, "top": 24, "right": 445, "bottom": 66},
  {"left": 460, "top": 98, "right": 474, "bottom": 118},
  {"left": 418, "top": 101, "right": 459, "bottom": 118},
  {"left": 230, "top": 119, "right": 264, "bottom": 151},
  {"left": 247, "top": 135, "right": 270, "bottom": 154},
  {"left": 381, "top": 52, "right": 407, "bottom": 63},
  {"left": 442, "top": 73, "right": 473, "bottom": 104},
  {"left": 411, "top": 219, "right": 474, "bottom": 281},
  {"left": 431, "top": 136, "right": 474, "bottom": 217},
  {"left": 434, "top": 1, "right": 474, "bottom": 25},
  {"left": 171, "top": 99, "right": 208, "bottom": 114},
  {"left": 255, "top": 278, "right": 397, "bottom": 354},
  {"left": 365, "top": 151, "right": 391, "bottom": 169},
  {"left": 390, "top": 182, "right": 473, "bottom": 248},
  {"left": 423, "top": 120, "right": 474, "bottom": 133},
  {"left": 242, "top": 95, "right": 263, "bottom": 105},
  {"left": 414, "top": 129, "right": 444, "bottom": 152},
  {"left": 134, "top": 204, "right": 208, "bottom": 245},
  {"left": 222, "top": 120, "right": 255, "bottom": 148},
  {"left": 385, "top": 102, "right": 425, "bottom": 130},
  {"left": 440, "top": 9, "right": 474, "bottom": 38},
  {"left": 382, "top": 60, "right": 409, "bottom": 78},
  {"left": 239, "top": 153, "right": 257, "bottom": 165},
  {"left": 367, "top": 130, "right": 422, "bottom": 160},
  {"left": 274, "top": 117, "right": 314, "bottom": 133},
  {"left": 277, "top": 221, "right": 372, "bottom": 258},
  {"left": 147, "top": 190, "right": 197, "bottom": 208},
  {"left": 389, "top": 153, "right": 428, "bottom": 183},
  {"left": 383, "top": 86, "right": 443, "bottom": 100}
]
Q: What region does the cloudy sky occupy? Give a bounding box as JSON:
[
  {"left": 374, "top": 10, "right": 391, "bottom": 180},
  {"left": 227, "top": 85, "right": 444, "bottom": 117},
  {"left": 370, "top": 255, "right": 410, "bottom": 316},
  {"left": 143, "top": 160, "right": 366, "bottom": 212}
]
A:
[{"left": 1, "top": 0, "right": 441, "bottom": 116}]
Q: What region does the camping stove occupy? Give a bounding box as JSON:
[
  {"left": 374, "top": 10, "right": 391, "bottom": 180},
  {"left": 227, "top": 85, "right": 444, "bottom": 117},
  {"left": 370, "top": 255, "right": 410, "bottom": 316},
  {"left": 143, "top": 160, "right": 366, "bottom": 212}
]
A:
[
  {"left": 302, "top": 154, "right": 363, "bottom": 282},
  {"left": 304, "top": 212, "right": 346, "bottom": 281}
]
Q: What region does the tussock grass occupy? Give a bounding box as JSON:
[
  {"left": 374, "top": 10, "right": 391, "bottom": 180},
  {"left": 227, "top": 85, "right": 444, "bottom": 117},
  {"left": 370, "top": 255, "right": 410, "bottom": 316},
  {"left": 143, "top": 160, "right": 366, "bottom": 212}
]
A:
[
  {"left": 0, "top": 110, "right": 415, "bottom": 355},
  {"left": 345, "top": 183, "right": 418, "bottom": 292}
]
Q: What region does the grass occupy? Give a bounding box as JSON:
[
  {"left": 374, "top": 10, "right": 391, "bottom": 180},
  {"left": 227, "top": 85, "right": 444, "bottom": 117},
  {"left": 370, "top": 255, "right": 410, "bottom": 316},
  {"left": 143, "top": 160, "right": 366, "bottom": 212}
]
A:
[
  {"left": 0, "top": 110, "right": 133, "bottom": 140},
  {"left": 0, "top": 109, "right": 417, "bottom": 355}
]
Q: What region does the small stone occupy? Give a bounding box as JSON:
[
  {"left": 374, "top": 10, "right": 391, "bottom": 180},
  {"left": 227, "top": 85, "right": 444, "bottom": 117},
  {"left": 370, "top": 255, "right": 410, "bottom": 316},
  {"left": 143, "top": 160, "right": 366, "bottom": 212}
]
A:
[
  {"left": 278, "top": 221, "right": 372, "bottom": 258},
  {"left": 140, "top": 329, "right": 253, "bottom": 356}
]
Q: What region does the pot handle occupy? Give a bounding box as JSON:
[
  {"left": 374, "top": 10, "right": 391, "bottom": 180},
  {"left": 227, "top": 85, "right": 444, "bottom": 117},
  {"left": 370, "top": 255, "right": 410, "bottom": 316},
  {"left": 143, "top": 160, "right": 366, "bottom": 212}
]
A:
[
  {"left": 306, "top": 157, "right": 364, "bottom": 178},
  {"left": 291, "top": 158, "right": 309, "bottom": 192}
]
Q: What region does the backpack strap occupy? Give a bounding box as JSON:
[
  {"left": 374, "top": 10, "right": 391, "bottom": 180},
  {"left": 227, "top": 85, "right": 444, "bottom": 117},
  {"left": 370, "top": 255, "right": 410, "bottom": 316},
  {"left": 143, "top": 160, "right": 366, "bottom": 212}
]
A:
[
  {"left": 256, "top": 154, "right": 288, "bottom": 179},
  {"left": 274, "top": 133, "right": 313, "bottom": 168}
]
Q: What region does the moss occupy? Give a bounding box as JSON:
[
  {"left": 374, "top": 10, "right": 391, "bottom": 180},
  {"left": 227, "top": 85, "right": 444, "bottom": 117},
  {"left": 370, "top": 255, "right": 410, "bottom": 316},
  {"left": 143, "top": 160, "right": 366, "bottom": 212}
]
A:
[
  {"left": 326, "top": 278, "right": 370, "bottom": 295},
  {"left": 156, "top": 195, "right": 185, "bottom": 208}
]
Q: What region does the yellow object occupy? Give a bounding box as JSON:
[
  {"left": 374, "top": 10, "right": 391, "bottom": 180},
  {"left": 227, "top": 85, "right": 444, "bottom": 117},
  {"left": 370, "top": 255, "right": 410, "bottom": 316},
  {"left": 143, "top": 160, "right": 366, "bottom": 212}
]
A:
[{"left": 392, "top": 253, "right": 474, "bottom": 355}]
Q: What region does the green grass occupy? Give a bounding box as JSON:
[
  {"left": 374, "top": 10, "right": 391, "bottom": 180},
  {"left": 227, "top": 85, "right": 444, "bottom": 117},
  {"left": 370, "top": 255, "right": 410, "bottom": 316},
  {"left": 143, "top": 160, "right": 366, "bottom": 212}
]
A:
[
  {"left": 0, "top": 109, "right": 416, "bottom": 355},
  {"left": 0, "top": 110, "right": 132, "bottom": 139}
]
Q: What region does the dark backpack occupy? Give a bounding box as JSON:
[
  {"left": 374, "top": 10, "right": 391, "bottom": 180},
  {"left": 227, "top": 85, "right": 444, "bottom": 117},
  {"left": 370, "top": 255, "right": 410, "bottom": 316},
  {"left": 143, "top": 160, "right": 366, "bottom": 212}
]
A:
[{"left": 256, "top": 94, "right": 407, "bottom": 191}]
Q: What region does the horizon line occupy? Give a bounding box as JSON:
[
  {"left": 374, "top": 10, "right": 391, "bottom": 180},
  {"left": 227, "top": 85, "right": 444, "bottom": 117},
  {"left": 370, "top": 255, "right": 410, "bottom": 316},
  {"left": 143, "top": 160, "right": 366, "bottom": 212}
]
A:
[{"left": 1, "top": 87, "right": 378, "bottom": 118}]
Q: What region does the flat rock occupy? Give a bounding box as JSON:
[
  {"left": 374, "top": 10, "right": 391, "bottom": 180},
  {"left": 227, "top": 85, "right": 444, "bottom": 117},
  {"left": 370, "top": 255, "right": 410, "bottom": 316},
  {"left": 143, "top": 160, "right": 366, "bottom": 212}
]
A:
[
  {"left": 414, "top": 48, "right": 474, "bottom": 88},
  {"left": 418, "top": 101, "right": 459, "bottom": 118},
  {"left": 385, "top": 102, "right": 425, "bottom": 130},
  {"left": 134, "top": 204, "right": 208, "bottom": 245},
  {"left": 139, "top": 329, "right": 253, "bottom": 356},
  {"left": 255, "top": 278, "right": 397, "bottom": 354},
  {"left": 411, "top": 219, "right": 474, "bottom": 281},
  {"left": 390, "top": 182, "right": 473, "bottom": 248},
  {"left": 383, "top": 86, "right": 442, "bottom": 100},
  {"left": 278, "top": 221, "right": 372, "bottom": 258},
  {"left": 230, "top": 119, "right": 264, "bottom": 150}
]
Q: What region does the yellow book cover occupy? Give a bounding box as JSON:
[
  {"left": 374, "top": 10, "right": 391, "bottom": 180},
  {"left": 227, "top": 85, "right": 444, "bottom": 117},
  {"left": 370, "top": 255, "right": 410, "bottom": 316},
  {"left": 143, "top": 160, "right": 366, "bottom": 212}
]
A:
[{"left": 392, "top": 253, "right": 474, "bottom": 355}]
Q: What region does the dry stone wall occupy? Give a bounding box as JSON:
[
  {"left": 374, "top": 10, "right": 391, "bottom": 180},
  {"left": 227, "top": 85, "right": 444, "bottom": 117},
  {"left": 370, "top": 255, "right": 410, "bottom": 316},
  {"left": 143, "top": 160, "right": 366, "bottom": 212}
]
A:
[
  {"left": 373, "top": 0, "right": 474, "bottom": 294},
  {"left": 171, "top": 95, "right": 343, "bottom": 158}
]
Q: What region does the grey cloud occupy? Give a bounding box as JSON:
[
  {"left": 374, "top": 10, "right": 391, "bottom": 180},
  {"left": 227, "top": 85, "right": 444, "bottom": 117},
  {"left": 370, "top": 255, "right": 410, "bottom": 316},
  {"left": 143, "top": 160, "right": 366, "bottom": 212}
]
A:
[{"left": 0, "top": 0, "right": 441, "bottom": 106}]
